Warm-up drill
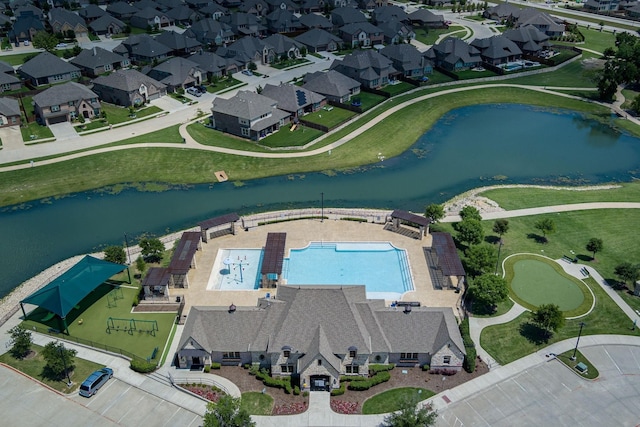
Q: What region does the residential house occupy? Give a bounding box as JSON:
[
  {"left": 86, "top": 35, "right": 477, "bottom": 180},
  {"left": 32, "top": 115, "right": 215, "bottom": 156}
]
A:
[
  {"left": 166, "top": 5, "right": 200, "bottom": 26},
  {"left": 261, "top": 83, "right": 325, "bottom": 119},
  {"left": 199, "top": 3, "right": 229, "bottom": 20},
  {"left": 298, "top": 13, "right": 334, "bottom": 31},
  {"left": 265, "top": 8, "right": 303, "bottom": 34},
  {"left": 377, "top": 18, "right": 415, "bottom": 44},
  {"left": 330, "top": 49, "right": 396, "bottom": 89},
  {"left": 106, "top": 1, "right": 140, "bottom": 21},
  {"left": 14, "top": 5, "right": 45, "bottom": 20},
  {"left": 216, "top": 36, "right": 276, "bottom": 66},
  {"left": 331, "top": 6, "right": 367, "bottom": 26},
  {"left": 92, "top": 68, "right": 167, "bottom": 106},
  {"left": 136, "top": 0, "right": 163, "bottom": 11},
  {"left": 89, "top": 14, "right": 127, "bottom": 36},
  {"left": 371, "top": 4, "right": 408, "bottom": 25},
  {"left": 78, "top": 4, "right": 107, "bottom": 23},
  {"left": 156, "top": 0, "right": 185, "bottom": 12},
  {"left": 0, "top": 97, "right": 21, "bottom": 127},
  {"left": 358, "top": 0, "right": 388, "bottom": 11},
  {"left": 626, "top": 3, "right": 640, "bottom": 17},
  {"left": 33, "top": 81, "right": 101, "bottom": 125},
  {"left": 513, "top": 9, "right": 565, "bottom": 37},
  {"left": 302, "top": 70, "right": 361, "bottom": 103},
  {"left": 187, "top": 0, "right": 217, "bottom": 11},
  {"left": 425, "top": 37, "right": 482, "bottom": 71},
  {"left": 155, "top": 30, "right": 202, "bottom": 56},
  {"left": 238, "top": 0, "right": 269, "bottom": 16},
  {"left": 188, "top": 50, "right": 238, "bottom": 79},
  {"left": 338, "top": 22, "right": 385, "bottom": 48},
  {"left": 263, "top": 33, "right": 302, "bottom": 60},
  {"left": 220, "top": 12, "right": 266, "bottom": 38},
  {"left": 113, "top": 34, "right": 172, "bottom": 64},
  {"left": 70, "top": 47, "right": 130, "bottom": 78},
  {"left": 176, "top": 286, "right": 466, "bottom": 391},
  {"left": 299, "top": 0, "right": 327, "bottom": 13},
  {"left": 184, "top": 18, "right": 235, "bottom": 47},
  {"left": 265, "top": 0, "right": 299, "bottom": 13},
  {"left": 130, "top": 7, "right": 175, "bottom": 30},
  {"left": 483, "top": 3, "right": 520, "bottom": 21},
  {"left": 503, "top": 25, "right": 550, "bottom": 57},
  {"left": 49, "top": 8, "right": 89, "bottom": 38},
  {"left": 380, "top": 44, "right": 432, "bottom": 78},
  {"left": 147, "top": 56, "right": 203, "bottom": 92},
  {"left": 0, "top": 60, "right": 22, "bottom": 93},
  {"left": 295, "top": 28, "right": 342, "bottom": 53},
  {"left": 583, "top": 0, "right": 621, "bottom": 12},
  {"left": 470, "top": 35, "right": 522, "bottom": 66},
  {"left": 210, "top": 90, "right": 290, "bottom": 140},
  {"left": 408, "top": 9, "right": 445, "bottom": 29},
  {"left": 19, "top": 52, "right": 81, "bottom": 87},
  {"left": 9, "top": 15, "right": 45, "bottom": 44}
]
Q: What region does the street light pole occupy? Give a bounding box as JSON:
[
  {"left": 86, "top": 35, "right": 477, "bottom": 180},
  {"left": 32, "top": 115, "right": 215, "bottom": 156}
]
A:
[
  {"left": 494, "top": 239, "right": 503, "bottom": 275},
  {"left": 58, "top": 342, "right": 72, "bottom": 387},
  {"left": 321, "top": 192, "right": 324, "bottom": 223},
  {"left": 571, "top": 322, "right": 586, "bottom": 361}
]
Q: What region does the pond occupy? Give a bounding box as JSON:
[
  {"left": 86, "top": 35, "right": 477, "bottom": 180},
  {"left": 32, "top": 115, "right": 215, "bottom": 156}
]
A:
[{"left": 2, "top": 104, "right": 639, "bottom": 298}]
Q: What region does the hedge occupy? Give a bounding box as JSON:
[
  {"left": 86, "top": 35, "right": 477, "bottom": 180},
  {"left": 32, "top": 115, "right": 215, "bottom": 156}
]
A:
[
  {"left": 130, "top": 358, "right": 157, "bottom": 373},
  {"left": 331, "top": 382, "right": 346, "bottom": 396},
  {"left": 210, "top": 362, "right": 221, "bottom": 370},
  {"left": 368, "top": 363, "right": 395, "bottom": 373},
  {"left": 256, "top": 369, "right": 293, "bottom": 394},
  {"left": 347, "top": 371, "right": 390, "bottom": 391},
  {"left": 464, "top": 347, "right": 477, "bottom": 372}
]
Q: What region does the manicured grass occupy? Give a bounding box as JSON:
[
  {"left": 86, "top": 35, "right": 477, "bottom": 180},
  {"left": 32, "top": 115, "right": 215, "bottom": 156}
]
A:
[
  {"left": 414, "top": 26, "right": 465, "bottom": 45},
  {"left": 241, "top": 391, "right": 274, "bottom": 415},
  {"left": 471, "top": 297, "right": 515, "bottom": 318},
  {"left": 270, "top": 58, "right": 311, "bottom": 69},
  {"left": 209, "top": 77, "right": 243, "bottom": 93},
  {"left": 481, "top": 274, "right": 640, "bottom": 365},
  {"left": 355, "top": 91, "right": 386, "bottom": 111},
  {"left": 259, "top": 124, "right": 323, "bottom": 148},
  {"left": 455, "top": 68, "right": 499, "bottom": 80},
  {"left": 424, "top": 70, "right": 455, "bottom": 85},
  {"left": 556, "top": 26, "right": 616, "bottom": 54},
  {"left": 556, "top": 349, "right": 599, "bottom": 380},
  {"left": 0, "top": 344, "right": 105, "bottom": 393},
  {"left": 362, "top": 387, "right": 434, "bottom": 414},
  {"left": 621, "top": 87, "right": 639, "bottom": 110},
  {"left": 508, "top": 54, "right": 600, "bottom": 88},
  {"left": 102, "top": 104, "right": 162, "bottom": 124},
  {"left": 382, "top": 82, "right": 415, "bottom": 96},
  {"left": 0, "top": 86, "right": 620, "bottom": 207},
  {"left": 20, "top": 122, "right": 54, "bottom": 141},
  {"left": 303, "top": 106, "right": 357, "bottom": 128},
  {"left": 506, "top": 255, "right": 593, "bottom": 316}
]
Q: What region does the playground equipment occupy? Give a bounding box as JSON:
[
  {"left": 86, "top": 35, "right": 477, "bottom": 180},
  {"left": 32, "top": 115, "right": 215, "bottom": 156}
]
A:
[
  {"left": 106, "top": 317, "right": 159, "bottom": 336},
  {"left": 106, "top": 287, "right": 124, "bottom": 308}
]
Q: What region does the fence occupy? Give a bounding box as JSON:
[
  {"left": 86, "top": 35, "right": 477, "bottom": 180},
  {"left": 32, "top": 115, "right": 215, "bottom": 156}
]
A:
[{"left": 241, "top": 208, "right": 392, "bottom": 229}]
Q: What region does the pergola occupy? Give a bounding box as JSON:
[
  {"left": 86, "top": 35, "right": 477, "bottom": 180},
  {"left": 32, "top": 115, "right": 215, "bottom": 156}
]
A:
[
  {"left": 260, "top": 232, "right": 287, "bottom": 288},
  {"left": 20, "top": 255, "right": 127, "bottom": 334},
  {"left": 390, "top": 209, "right": 431, "bottom": 240},
  {"left": 198, "top": 212, "right": 240, "bottom": 242}
]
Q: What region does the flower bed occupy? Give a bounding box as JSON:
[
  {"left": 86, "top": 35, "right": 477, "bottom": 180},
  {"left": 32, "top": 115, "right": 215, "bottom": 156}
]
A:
[
  {"left": 330, "top": 399, "right": 360, "bottom": 415},
  {"left": 180, "top": 384, "right": 223, "bottom": 403},
  {"left": 272, "top": 401, "right": 308, "bottom": 415}
]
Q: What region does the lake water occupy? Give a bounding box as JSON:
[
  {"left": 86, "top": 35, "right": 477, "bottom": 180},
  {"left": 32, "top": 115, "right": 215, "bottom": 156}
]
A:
[{"left": 2, "top": 104, "right": 639, "bottom": 298}]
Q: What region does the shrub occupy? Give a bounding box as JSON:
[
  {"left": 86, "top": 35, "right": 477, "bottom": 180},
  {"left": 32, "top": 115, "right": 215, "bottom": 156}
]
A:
[
  {"left": 368, "top": 363, "right": 395, "bottom": 373},
  {"left": 428, "top": 368, "right": 458, "bottom": 376},
  {"left": 464, "top": 347, "right": 477, "bottom": 373},
  {"left": 293, "top": 386, "right": 300, "bottom": 395},
  {"left": 132, "top": 295, "right": 139, "bottom": 307},
  {"left": 347, "top": 371, "right": 390, "bottom": 391},
  {"left": 421, "top": 364, "right": 430, "bottom": 371},
  {"left": 210, "top": 362, "right": 221, "bottom": 370},
  {"left": 330, "top": 382, "right": 346, "bottom": 396},
  {"left": 302, "top": 391, "right": 309, "bottom": 397},
  {"left": 203, "top": 365, "right": 211, "bottom": 373},
  {"left": 130, "top": 358, "right": 157, "bottom": 373},
  {"left": 243, "top": 363, "right": 251, "bottom": 369}
]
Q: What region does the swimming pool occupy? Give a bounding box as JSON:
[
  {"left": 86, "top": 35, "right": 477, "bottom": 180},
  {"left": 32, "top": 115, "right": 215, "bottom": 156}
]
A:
[
  {"left": 284, "top": 242, "right": 414, "bottom": 300},
  {"left": 207, "top": 249, "right": 263, "bottom": 291}
]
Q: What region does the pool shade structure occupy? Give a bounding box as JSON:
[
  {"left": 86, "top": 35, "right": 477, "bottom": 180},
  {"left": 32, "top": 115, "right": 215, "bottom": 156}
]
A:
[
  {"left": 20, "top": 255, "right": 127, "bottom": 334},
  {"left": 167, "top": 232, "right": 202, "bottom": 289},
  {"left": 260, "top": 232, "right": 287, "bottom": 288},
  {"left": 389, "top": 210, "right": 430, "bottom": 240},
  {"left": 430, "top": 232, "right": 466, "bottom": 290},
  {"left": 198, "top": 212, "right": 240, "bottom": 242}
]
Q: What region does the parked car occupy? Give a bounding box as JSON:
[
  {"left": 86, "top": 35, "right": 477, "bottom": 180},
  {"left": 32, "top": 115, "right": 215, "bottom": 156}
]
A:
[
  {"left": 56, "top": 43, "right": 67, "bottom": 49},
  {"left": 79, "top": 367, "right": 113, "bottom": 397},
  {"left": 241, "top": 69, "right": 253, "bottom": 76},
  {"left": 196, "top": 85, "right": 207, "bottom": 93},
  {"left": 186, "top": 87, "right": 202, "bottom": 97}
]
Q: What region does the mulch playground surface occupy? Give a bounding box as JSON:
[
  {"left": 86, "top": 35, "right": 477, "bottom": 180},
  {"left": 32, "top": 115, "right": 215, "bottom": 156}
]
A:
[{"left": 216, "top": 360, "right": 488, "bottom": 415}]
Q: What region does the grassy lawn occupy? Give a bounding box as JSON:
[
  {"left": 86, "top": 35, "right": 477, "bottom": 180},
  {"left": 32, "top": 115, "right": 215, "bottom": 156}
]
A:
[
  {"left": 259, "top": 124, "right": 324, "bottom": 148},
  {"left": 621, "top": 87, "right": 639, "bottom": 110},
  {"left": 508, "top": 54, "right": 600, "bottom": 88},
  {"left": 75, "top": 119, "right": 109, "bottom": 132},
  {"left": 362, "top": 387, "right": 434, "bottom": 414},
  {"left": 209, "top": 77, "right": 243, "bottom": 93},
  {"left": 0, "top": 344, "right": 105, "bottom": 393},
  {"left": 21, "top": 122, "right": 54, "bottom": 141},
  {"left": 303, "top": 106, "right": 357, "bottom": 128},
  {"left": 241, "top": 391, "right": 274, "bottom": 415},
  {"left": 481, "top": 275, "right": 640, "bottom": 365},
  {"left": 382, "top": 81, "right": 415, "bottom": 96},
  {"left": 102, "top": 104, "right": 162, "bottom": 124},
  {"left": 414, "top": 26, "right": 465, "bottom": 45},
  {"left": 355, "top": 91, "right": 386, "bottom": 111},
  {"left": 455, "top": 68, "right": 499, "bottom": 80},
  {"left": 555, "top": 26, "right": 616, "bottom": 54},
  {"left": 556, "top": 349, "right": 599, "bottom": 379},
  {"left": 424, "top": 70, "right": 455, "bottom": 85},
  {"left": 270, "top": 58, "right": 311, "bottom": 70},
  {"left": 22, "top": 280, "right": 176, "bottom": 362}
]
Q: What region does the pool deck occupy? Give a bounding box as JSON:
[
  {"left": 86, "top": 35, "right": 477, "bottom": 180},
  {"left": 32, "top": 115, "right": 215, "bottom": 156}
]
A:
[{"left": 179, "top": 219, "right": 462, "bottom": 316}]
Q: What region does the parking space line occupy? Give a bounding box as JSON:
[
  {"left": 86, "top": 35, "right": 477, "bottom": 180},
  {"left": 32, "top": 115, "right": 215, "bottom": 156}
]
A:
[
  {"left": 117, "top": 392, "right": 143, "bottom": 424},
  {"left": 604, "top": 348, "right": 623, "bottom": 373},
  {"left": 162, "top": 407, "right": 186, "bottom": 427}
]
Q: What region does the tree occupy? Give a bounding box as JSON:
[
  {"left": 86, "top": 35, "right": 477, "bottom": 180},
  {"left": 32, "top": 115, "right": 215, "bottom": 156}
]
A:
[
  {"left": 492, "top": 219, "right": 509, "bottom": 237},
  {"left": 383, "top": 396, "right": 437, "bottom": 427},
  {"left": 459, "top": 205, "right": 481, "bottom": 221},
  {"left": 454, "top": 219, "right": 484, "bottom": 247},
  {"left": 425, "top": 203, "right": 444, "bottom": 223},
  {"left": 104, "top": 245, "right": 126, "bottom": 264},
  {"left": 32, "top": 30, "right": 58, "bottom": 52},
  {"left": 531, "top": 304, "right": 564, "bottom": 338},
  {"left": 533, "top": 218, "right": 555, "bottom": 242},
  {"left": 631, "top": 94, "right": 640, "bottom": 115},
  {"left": 585, "top": 237, "right": 603, "bottom": 260},
  {"left": 470, "top": 273, "right": 508, "bottom": 311},
  {"left": 139, "top": 237, "right": 164, "bottom": 263},
  {"left": 614, "top": 262, "right": 640, "bottom": 295},
  {"left": 464, "top": 243, "right": 497, "bottom": 277},
  {"left": 136, "top": 256, "right": 147, "bottom": 277},
  {"left": 42, "top": 341, "right": 77, "bottom": 380},
  {"left": 8, "top": 326, "right": 32, "bottom": 359},
  {"left": 203, "top": 395, "right": 255, "bottom": 427}
]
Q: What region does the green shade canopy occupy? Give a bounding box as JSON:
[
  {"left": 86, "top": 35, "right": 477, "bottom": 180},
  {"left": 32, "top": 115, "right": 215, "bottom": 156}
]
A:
[{"left": 21, "top": 255, "right": 127, "bottom": 319}]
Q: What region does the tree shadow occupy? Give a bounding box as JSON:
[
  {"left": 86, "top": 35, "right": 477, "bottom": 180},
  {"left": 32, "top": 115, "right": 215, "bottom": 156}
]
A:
[
  {"left": 526, "top": 233, "right": 547, "bottom": 244},
  {"left": 576, "top": 254, "right": 592, "bottom": 262},
  {"left": 519, "top": 322, "right": 550, "bottom": 345},
  {"left": 468, "top": 302, "right": 497, "bottom": 316},
  {"left": 484, "top": 235, "right": 501, "bottom": 244}
]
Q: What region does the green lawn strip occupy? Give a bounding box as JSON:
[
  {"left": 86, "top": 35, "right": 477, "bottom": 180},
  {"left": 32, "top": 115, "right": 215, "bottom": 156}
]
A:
[
  {"left": 361, "top": 387, "right": 434, "bottom": 414},
  {"left": 270, "top": 58, "right": 311, "bottom": 70},
  {"left": 302, "top": 106, "right": 357, "bottom": 128},
  {"left": 159, "top": 321, "right": 178, "bottom": 367},
  {"left": 0, "top": 344, "right": 105, "bottom": 393},
  {"left": 0, "top": 86, "right": 619, "bottom": 207},
  {"left": 355, "top": 91, "right": 386, "bottom": 111},
  {"left": 415, "top": 26, "right": 466, "bottom": 45},
  {"left": 102, "top": 104, "right": 162, "bottom": 124},
  {"left": 22, "top": 283, "right": 175, "bottom": 361},
  {"left": 382, "top": 82, "right": 415, "bottom": 96},
  {"left": 505, "top": 254, "right": 593, "bottom": 317},
  {"left": 423, "top": 70, "right": 455, "bottom": 85},
  {"left": 479, "top": 182, "right": 640, "bottom": 210},
  {"left": 240, "top": 391, "right": 274, "bottom": 415},
  {"left": 258, "top": 124, "right": 324, "bottom": 148},
  {"left": 507, "top": 53, "right": 600, "bottom": 87},
  {"left": 621, "top": 88, "right": 639, "bottom": 110},
  {"left": 555, "top": 27, "right": 616, "bottom": 54},
  {"left": 480, "top": 275, "right": 640, "bottom": 365},
  {"left": 470, "top": 297, "right": 515, "bottom": 318},
  {"left": 20, "top": 122, "right": 54, "bottom": 141},
  {"left": 555, "top": 349, "right": 599, "bottom": 379}
]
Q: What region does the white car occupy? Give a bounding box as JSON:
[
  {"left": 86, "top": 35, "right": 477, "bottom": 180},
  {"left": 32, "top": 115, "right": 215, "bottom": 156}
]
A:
[
  {"left": 186, "top": 87, "right": 202, "bottom": 97},
  {"left": 56, "top": 43, "right": 67, "bottom": 49}
]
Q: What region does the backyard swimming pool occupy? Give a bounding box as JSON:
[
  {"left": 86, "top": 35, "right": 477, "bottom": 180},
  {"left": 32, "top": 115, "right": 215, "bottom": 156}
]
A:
[{"left": 207, "top": 242, "right": 414, "bottom": 300}]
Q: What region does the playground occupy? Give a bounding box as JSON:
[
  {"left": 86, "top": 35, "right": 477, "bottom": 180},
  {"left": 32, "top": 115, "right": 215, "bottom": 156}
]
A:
[
  {"left": 505, "top": 254, "right": 595, "bottom": 317},
  {"left": 22, "top": 281, "right": 175, "bottom": 363}
]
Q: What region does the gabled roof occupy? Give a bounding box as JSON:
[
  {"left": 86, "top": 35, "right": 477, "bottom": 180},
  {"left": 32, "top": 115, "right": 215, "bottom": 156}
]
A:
[
  {"left": 185, "top": 18, "right": 234, "bottom": 44},
  {"left": 0, "top": 60, "right": 14, "bottom": 74},
  {"left": 19, "top": 52, "right": 80, "bottom": 79},
  {"left": 333, "top": 49, "right": 394, "bottom": 72},
  {"left": 485, "top": 3, "right": 521, "bottom": 18},
  {"left": 155, "top": 30, "right": 202, "bottom": 51},
  {"left": 71, "top": 47, "right": 127, "bottom": 69},
  {"left": 408, "top": 8, "right": 444, "bottom": 24},
  {"left": 339, "top": 21, "right": 384, "bottom": 36},
  {"left": 0, "top": 72, "right": 20, "bottom": 85},
  {"left": 188, "top": 50, "right": 229, "bottom": 73},
  {"left": 212, "top": 90, "right": 278, "bottom": 120},
  {"left": 471, "top": 35, "right": 522, "bottom": 60},
  {"left": 166, "top": 5, "right": 198, "bottom": 21},
  {"left": 380, "top": 43, "right": 429, "bottom": 72},
  {"left": 133, "top": 6, "right": 169, "bottom": 20},
  {"left": 0, "top": 97, "right": 20, "bottom": 117},
  {"left": 33, "top": 81, "right": 99, "bottom": 108},
  {"left": 261, "top": 83, "right": 325, "bottom": 113},
  {"left": 78, "top": 4, "right": 107, "bottom": 20},
  {"left": 114, "top": 34, "right": 172, "bottom": 59},
  {"left": 92, "top": 68, "right": 166, "bottom": 92},
  {"left": 372, "top": 5, "right": 408, "bottom": 23},
  {"left": 148, "top": 56, "right": 202, "bottom": 87},
  {"left": 263, "top": 33, "right": 302, "bottom": 56},
  {"left": 295, "top": 28, "right": 342, "bottom": 48},
  {"left": 331, "top": 6, "right": 367, "bottom": 25},
  {"left": 266, "top": 8, "right": 302, "bottom": 31},
  {"left": 10, "top": 15, "right": 45, "bottom": 36},
  {"left": 503, "top": 24, "right": 549, "bottom": 45},
  {"left": 429, "top": 37, "right": 481, "bottom": 65},
  {"left": 106, "top": 1, "right": 140, "bottom": 16},
  {"left": 302, "top": 70, "right": 361, "bottom": 98},
  {"left": 49, "top": 7, "right": 87, "bottom": 29},
  {"left": 90, "top": 14, "right": 126, "bottom": 33},
  {"left": 298, "top": 12, "right": 333, "bottom": 29}
]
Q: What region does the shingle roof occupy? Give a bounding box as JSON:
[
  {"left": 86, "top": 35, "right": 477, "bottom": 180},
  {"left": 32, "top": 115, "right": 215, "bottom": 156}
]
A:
[
  {"left": 212, "top": 90, "right": 278, "bottom": 120},
  {"left": 33, "top": 81, "right": 99, "bottom": 108},
  {"left": 471, "top": 35, "right": 522, "bottom": 60},
  {"left": 78, "top": 4, "right": 107, "bottom": 20},
  {"left": 114, "top": 34, "right": 172, "bottom": 59},
  {"left": 331, "top": 6, "right": 367, "bottom": 25},
  {"left": 302, "top": 70, "right": 360, "bottom": 98},
  {"left": 89, "top": 14, "right": 126, "bottom": 33},
  {"left": 339, "top": 21, "right": 384, "bottom": 36},
  {"left": 71, "top": 47, "right": 127, "bottom": 69},
  {"left": 298, "top": 12, "right": 333, "bottom": 29},
  {"left": 92, "top": 68, "right": 166, "bottom": 92},
  {"left": 408, "top": 8, "right": 443, "bottom": 24},
  {"left": 148, "top": 56, "right": 202, "bottom": 87},
  {"left": 295, "top": 28, "right": 341, "bottom": 48},
  {"left": 19, "top": 52, "right": 80, "bottom": 79},
  {"left": 155, "top": 30, "right": 202, "bottom": 51},
  {"left": 261, "top": 83, "right": 325, "bottom": 113},
  {"left": 0, "top": 72, "right": 20, "bottom": 85},
  {"left": 0, "top": 97, "right": 20, "bottom": 117},
  {"left": 372, "top": 5, "right": 408, "bottom": 23},
  {"left": 49, "top": 7, "right": 87, "bottom": 29},
  {"left": 429, "top": 37, "right": 481, "bottom": 66},
  {"left": 0, "top": 60, "right": 14, "bottom": 74},
  {"left": 187, "top": 50, "right": 229, "bottom": 73},
  {"left": 263, "top": 33, "right": 302, "bottom": 56},
  {"left": 380, "top": 43, "right": 427, "bottom": 73}
]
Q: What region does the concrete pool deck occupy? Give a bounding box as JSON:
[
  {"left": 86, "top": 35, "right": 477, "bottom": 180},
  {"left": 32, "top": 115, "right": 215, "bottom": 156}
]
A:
[{"left": 178, "top": 219, "right": 462, "bottom": 316}]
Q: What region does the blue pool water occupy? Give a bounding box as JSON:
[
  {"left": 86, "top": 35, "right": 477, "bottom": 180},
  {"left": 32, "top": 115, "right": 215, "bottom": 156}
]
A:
[
  {"left": 284, "top": 242, "right": 414, "bottom": 300},
  {"left": 208, "top": 249, "right": 263, "bottom": 291}
]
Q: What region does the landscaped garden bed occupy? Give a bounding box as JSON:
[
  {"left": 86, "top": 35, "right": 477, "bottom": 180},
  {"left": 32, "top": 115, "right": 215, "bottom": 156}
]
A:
[{"left": 179, "top": 383, "right": 224, "bottom": 402}]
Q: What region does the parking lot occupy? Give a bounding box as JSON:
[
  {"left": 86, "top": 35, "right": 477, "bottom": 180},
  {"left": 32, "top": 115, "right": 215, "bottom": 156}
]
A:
[{"left": 437, "top": 345, "right": 640, "bottom": 426}]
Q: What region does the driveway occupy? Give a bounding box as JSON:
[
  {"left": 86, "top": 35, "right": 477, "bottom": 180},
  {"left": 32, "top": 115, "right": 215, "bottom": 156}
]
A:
[
  {"left": 0, "top": 125, "right": 25, "bottom": 150},
  {"left": 49, "top": 121, "right": 78, "bottom": 140}
]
